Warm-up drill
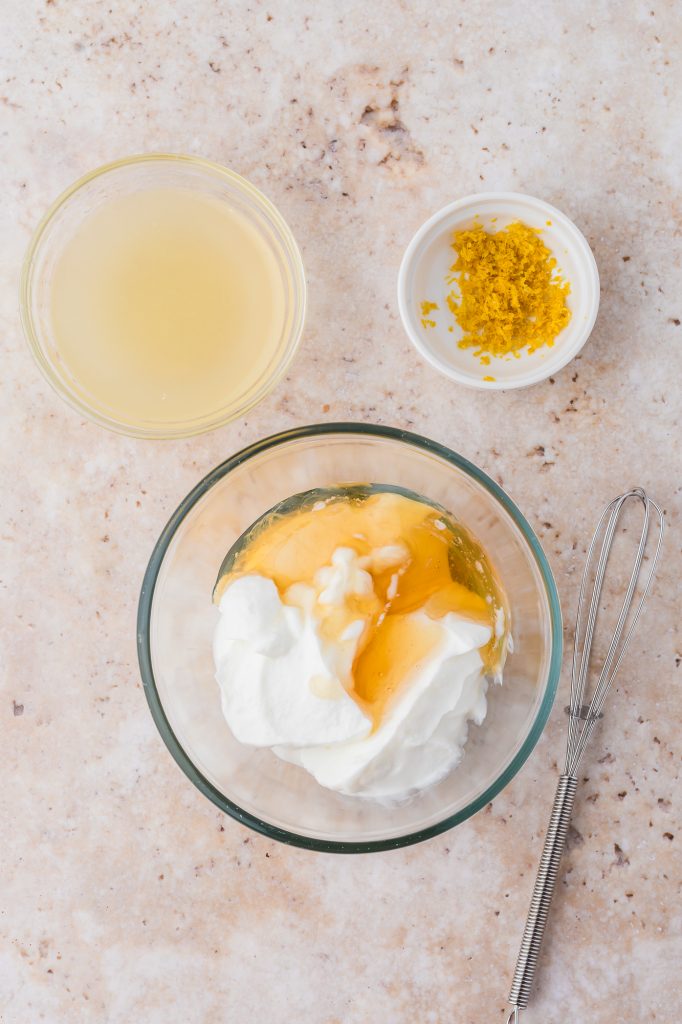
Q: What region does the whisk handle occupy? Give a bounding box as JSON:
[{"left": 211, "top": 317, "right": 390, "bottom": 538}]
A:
[{"left": 508, "top": 774, "right": 578, "bottom": 1012}]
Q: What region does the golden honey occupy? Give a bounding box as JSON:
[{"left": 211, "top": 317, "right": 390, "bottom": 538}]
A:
[{"left": 215, "top": 488, "right": 508, "bottom": 724}]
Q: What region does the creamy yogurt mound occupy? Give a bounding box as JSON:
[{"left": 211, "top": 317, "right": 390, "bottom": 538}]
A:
[{"left": 213, "top": 544, "right": 497, "bottom": 801}]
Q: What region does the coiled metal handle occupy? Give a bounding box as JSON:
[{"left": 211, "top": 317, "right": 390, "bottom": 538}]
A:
[{"left": 507, "top": 774, "right": 578, "bottom": 1014}]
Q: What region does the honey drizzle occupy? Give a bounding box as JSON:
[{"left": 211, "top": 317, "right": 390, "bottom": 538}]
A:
[{"left": 215, "top": 488, "right": 508, "bottom": 727}]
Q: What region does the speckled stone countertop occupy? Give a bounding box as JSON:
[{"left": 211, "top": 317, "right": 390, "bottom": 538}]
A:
[{"left": 1, "top": 2, "right": 680, "bottom": 1021}]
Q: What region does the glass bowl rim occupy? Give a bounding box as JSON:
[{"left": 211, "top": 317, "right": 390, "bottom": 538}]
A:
[
  {"left": 137, "top": 422, "right": 563, "bottom": 853},
  {"left": 19, "top": 152, "right": 307, "bottom": 439}
]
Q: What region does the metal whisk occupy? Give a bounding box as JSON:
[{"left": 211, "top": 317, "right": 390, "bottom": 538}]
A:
[{"left": 505, "top": 488, "right": 664, "bottom": 1023}]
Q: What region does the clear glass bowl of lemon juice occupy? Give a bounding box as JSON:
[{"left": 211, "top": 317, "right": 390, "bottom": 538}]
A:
[{"left": 21, "top": 154, "right": 306, "bottom": 438}]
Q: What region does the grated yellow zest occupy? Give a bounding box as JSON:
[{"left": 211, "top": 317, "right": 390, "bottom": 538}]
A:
[
  {"left": 420, "top": 300, "right": 439, "bottom": 328},
  {"left": 441, "top": 221, "right": 571, "bottom": 361}
]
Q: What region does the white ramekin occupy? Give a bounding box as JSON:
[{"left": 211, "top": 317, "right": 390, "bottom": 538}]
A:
[{"left": 397, "top": 192, "right": 600, "bottom": 390}]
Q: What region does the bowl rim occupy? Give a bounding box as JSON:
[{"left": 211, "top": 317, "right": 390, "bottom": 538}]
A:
[
  {"left": 397, "top": 190, "right": 600, "bottom": 391},
  {"left": 137, "top": 422, "right": 563, "bottom": 853},
  {"left": 19, "top": 152, "right": 307, "bottom": 439}
]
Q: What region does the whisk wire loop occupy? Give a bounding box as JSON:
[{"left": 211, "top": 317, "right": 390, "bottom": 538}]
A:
[{"left": 565, "top": 489, "right": 663, "bottom": 778}]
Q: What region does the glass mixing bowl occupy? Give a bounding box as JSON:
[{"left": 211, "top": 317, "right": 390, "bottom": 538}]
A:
[
  {"left": 20, "top": 154, "right": 306, "bottom": 438},
  {"left": 137, "top": 424, "right": 562, "bottom": 852}
]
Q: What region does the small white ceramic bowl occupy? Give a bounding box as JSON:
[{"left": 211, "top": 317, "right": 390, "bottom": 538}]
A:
[{"left": 397, "top": 192, "right": 600, "bottom": 390}]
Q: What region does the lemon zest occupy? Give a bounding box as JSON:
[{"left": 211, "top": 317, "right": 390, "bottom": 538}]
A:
[{"left": 443, "top": 221, "right": 571, "bottom": 361}]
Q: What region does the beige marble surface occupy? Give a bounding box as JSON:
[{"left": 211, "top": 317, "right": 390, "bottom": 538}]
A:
[{"left": 1, "top": 1, "right": 681, "bottom": 1021}]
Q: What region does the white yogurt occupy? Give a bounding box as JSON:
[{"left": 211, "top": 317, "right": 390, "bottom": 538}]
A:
[{"left": 213, "top": 547, "right": 495, "bottom": 800}]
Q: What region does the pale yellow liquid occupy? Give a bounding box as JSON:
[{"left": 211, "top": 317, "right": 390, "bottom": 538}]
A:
[{"left": 50, "top": 188, "right": 287, "bottom": 427}]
